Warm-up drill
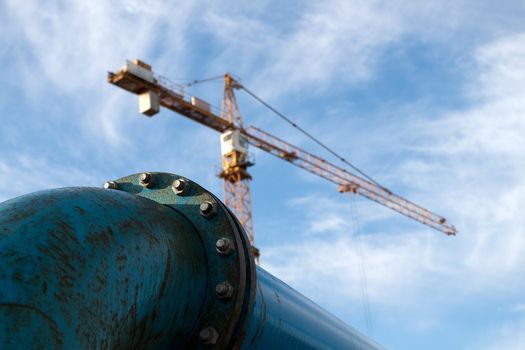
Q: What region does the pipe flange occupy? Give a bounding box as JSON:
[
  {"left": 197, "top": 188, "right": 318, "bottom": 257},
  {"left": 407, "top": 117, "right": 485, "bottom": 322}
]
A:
[{"left": 112, "top": 172, "right": 256, "bottom": 349}]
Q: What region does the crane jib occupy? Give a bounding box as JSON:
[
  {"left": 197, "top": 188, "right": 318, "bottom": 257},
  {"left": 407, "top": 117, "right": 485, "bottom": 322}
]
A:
[{"left": 107, "top": 60, "right": 457, "bottom": 237}]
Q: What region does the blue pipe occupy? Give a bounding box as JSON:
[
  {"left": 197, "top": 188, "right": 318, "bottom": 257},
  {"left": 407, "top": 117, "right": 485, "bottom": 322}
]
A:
[
  {"left": 0, "top": 187, "right": 207, "bottom": 349},
  {"left": 0, "top": 172, "right": 382, "bottom": 350},
  {"left": 242, "top": 267, "right": 382, "bottom": 349}
]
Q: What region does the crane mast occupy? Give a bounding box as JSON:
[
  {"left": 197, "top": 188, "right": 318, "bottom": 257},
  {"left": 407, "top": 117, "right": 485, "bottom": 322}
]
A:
[
  {"left": 107, "top": 59, "right": 456, "bottom": 261},
  {"left": 218, "top": 75, "right": 259, "bottom": 260}
]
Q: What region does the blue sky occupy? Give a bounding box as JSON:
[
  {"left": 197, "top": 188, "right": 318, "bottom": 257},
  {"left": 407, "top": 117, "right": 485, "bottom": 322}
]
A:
[{"left": 1, "top": 1, "right": 525, "bottom": 349}]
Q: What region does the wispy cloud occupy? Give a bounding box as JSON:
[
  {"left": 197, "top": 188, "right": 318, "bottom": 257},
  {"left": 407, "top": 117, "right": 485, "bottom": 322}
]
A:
[
  {"left": 477, "top": 316, "right": 525, "bottom": 350},
  {"left": 0, "top": 153, "right": 99, "bottom": 202},
  {"left": 257, "top": 1, "right": 403, "bottom": 94},
  {"left": 511, "top": 304, "right": 525, "bottom": 313},
  {"left": 261, "top": 32, "right": 525, "bottom": 338},
  {"left": 3, "top": 0, "right": 195, "bottom": 145},
  {"left": 2, "top": 1, "right": 525, "bottom": 348}
]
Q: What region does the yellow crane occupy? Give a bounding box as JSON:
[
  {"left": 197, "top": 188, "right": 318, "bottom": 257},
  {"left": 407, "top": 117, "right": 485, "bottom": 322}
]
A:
[{"left": 108, "top": 59, "right": 457, "bottom": 262}]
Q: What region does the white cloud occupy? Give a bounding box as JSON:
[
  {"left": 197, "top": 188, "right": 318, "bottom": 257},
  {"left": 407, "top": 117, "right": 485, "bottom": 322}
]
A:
[
  {"left": 0, "top": 154, "right": 99, "bottom": 202},
  {"left": 477, "top": 316, "right": 525, "bottom": 350},
  {"left": 511, "top": 304, "right": 525, "bottom": 313},
  {"left": 261, "top": 32, "right": 525, "bottom": 338},
  {"left": 402, "top": 34, "right": 525, "bottom": 286},
  {"left": 3, "top": 0, "right": 195, "bottom": 145},
  {"left": 2, "top": 1, "right": 525, "bottom": 347},
  {"left": 199, "top": 0, "right": 525, "bottom": 101},
  {"left": 259, "top": 1, "right": 403, "bottom": 93}
]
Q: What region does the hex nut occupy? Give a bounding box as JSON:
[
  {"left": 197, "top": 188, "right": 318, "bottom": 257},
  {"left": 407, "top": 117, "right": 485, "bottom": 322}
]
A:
[
  {"left": 103, "top": 181, "right": 118, "bottom": 190},
  {"left": 172, "top": 178, "right": 189, "bottom": 195},
  {"left": 139, "top": 172, "right": 154, "bottom": 188},
  {"left": 216, "top": 238, "right": 234, "bottom": 256},
  {"left": 215, "top": 282, "right": 234, "bottom": 299},
  {"left": 199, "top": 201, "right": 217, "bottom": 218},
  {"left": 199, "top": 327, "right": 219, "bottom": 345}
]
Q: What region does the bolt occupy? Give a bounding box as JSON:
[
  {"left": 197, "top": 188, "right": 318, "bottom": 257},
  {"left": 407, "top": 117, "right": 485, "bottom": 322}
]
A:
[
  {"left": 103, "top": 181, "right": 118, "bottom": 190},
  {"left": 215, "top": 282, "right": 233, "bottom": 299},
  {"left": 216, "top": 238, "right": 234, "bottom": 256},
  {"left": 172, "top": 178, "right": 189, "bottom": 195},
  {"left": 199, "top": 327, "right": 219, "bottom": 345},
  {"left": 199, "top": 201, "right": 216, "bottom": 218},
  {"left": 139, "top": 172, "right": 154, "bottom": 188}
]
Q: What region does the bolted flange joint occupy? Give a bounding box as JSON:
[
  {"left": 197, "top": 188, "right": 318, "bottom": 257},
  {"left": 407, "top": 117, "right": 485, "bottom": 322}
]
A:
[
  {"left": 172, "top": 178, "right": 189, "bottom": 195},
  {"left": 139, "top": 172, "right": 155, "bottom": 188},
  {"left": 199, "top": 201, "right": 217, "bottom": 218},
  {"left": 111, "top": 172, "right": 256, "bottom": 349},
  {"left": 199, "top": 327, "right": 219, "bottom": 346}
]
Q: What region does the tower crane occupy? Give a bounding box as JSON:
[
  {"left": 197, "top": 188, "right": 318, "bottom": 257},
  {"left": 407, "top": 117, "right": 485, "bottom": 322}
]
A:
[{"left": 108, "top": 59, "right": 457, "bottom": 261}]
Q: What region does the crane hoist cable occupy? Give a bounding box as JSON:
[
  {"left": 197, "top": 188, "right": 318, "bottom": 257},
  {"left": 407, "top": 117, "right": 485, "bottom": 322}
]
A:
[
  {"left": 240, "top": 78, "right": 375, "bottom": 332},
  {"left": 175, "top": 75, "right": 224, "bottom": 114},
  {"left": 350, "top": 194, "right": 374, "bottom": 338},
  {"left": 182, "top": 75, "right": 224, "bottom": 88},
  {"left": 239, "top": 85, "right": 385, "bottom": 189}
]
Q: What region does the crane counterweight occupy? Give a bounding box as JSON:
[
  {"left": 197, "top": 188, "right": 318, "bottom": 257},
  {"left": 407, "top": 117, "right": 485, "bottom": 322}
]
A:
[{"left": 139, "top": 91, "right": 160, "bottom": 116}]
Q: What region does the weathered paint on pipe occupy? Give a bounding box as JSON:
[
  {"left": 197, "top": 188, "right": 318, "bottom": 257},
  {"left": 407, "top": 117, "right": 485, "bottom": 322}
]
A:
[
  {"left": 241, "top": 267, "right": 382, "bottom": 350},
  {"left": 0, "top": 187, "right": 207, "bottom": 349},
  {"left": 0, "top": 172, "right": 382, "bottom": 349}
]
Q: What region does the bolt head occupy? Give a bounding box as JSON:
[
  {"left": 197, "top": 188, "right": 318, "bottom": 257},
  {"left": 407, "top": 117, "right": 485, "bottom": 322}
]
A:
[
  {"left": 199, "top": 201, "right": 216, "bottom": 218},
  {"left": 140, "top": 172, "right": 151, "bottom": 182},
  {"left": 103, "top": 181, "right": 118, "bottom": 190},
  {"left": 216, "top": 238, "right": 233, "bottom": 256},
  {"left": 139, "top": 172, "right": 154, "bottom": 188},
  {"left": 172, "top": 178, "right": 189, "bottom": 195},
  {"left": 199, "top": 327, "right": 219, "bottom": 345},
  {"left": 215, "top": 282, "right": 233, "bottom": 299}
]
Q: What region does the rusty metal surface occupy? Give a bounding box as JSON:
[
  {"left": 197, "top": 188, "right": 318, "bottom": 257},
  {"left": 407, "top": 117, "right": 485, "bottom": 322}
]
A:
[
  {"left": 111, "top": 172, "right": 256, "bottom": 349},
  {"left": 0, "top": 171, "right": 381, "bottom": 349},
  {"left": 0, "top": 187, "right": 207, "bottom": 349},
  {"left": 241, "top": 267, "right": 383, "bottom": 350}
]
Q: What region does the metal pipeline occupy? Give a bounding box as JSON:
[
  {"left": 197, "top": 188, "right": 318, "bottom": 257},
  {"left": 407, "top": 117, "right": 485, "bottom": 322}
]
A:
[{"left": 0, "top": 172, "right": 381, "bottom": 350}]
